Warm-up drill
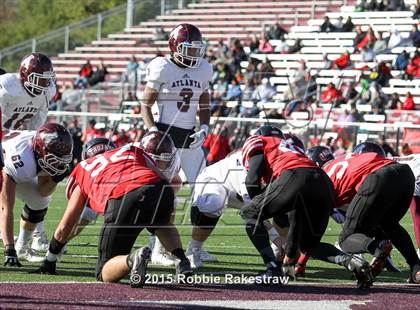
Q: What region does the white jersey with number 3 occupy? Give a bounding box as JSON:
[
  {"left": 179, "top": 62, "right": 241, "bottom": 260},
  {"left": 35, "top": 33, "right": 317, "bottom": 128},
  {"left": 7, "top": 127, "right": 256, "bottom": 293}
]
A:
[
  {"left": 146, "top": 56, "right": 212, "bottom": 130},
  {"left": 0, "top": 73, "right": 55, "bottom": 130},
  {"left": 2, "top": 130, "right": 37, "bottom": 183}
]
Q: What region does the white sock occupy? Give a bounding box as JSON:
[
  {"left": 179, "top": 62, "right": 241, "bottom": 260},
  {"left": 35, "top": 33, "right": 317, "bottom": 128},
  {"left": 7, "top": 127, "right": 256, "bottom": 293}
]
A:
[
  {"left": 34, "top": 221, "right": 45, "bottom": 237},
  {"left": 153, "top": 237, "right": 164, "bottom": 254},
  {"left": 16, "top": 228, "right": 33, "bottom": 248},
  {"left": 190, "top": 239, "right": 203, "bottom": 250}
]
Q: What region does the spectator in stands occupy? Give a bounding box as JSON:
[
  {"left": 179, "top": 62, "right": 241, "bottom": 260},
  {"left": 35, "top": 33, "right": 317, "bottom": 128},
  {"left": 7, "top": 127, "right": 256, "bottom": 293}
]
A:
[
  {"left": 379, "top": 135, "right": 398, "bottom": 156},
  {"left": 361, "top": 45, "right": 375, "bottom": 62},
  {"left": 212, "top": 62, "right": 232, "bottom": 85},
  {"left": 323, "top": 54, "right": 333, "bottom": 69},
  {"left": 258, "top": 57, "right": 275, "bottom": 81},
  {"left": 211, "top": 78, "right": 228, "bottom": 114},
  {"left": 406, "top": 50, "right": 420, "bottom": 79},
  {"left": 388, "top": 92, "right": 403, "bottom": 109},
  {"left": 356, "top": 26, "right": 376, "bottom": 51},
  {"left": 341, "top": 16, "right": 355, "bottom": 32},
  {"left": 333, "top": 50, "right": 352, "bottom": 70},
  {"left": 288, "top": 38, "right": 303, "bottom": 54},
  {"left": 217, "top": 40, "right": 229, "bottom": 58},
  {"left": 321, "top": 82, "right": 342, "bottom": 104},
  {"left": 371, "top": 61, "right": 392, "bottom": 86},
  {"left": 274, "top": 35, "right": 289, "bottom": 54},
  {"left": 252, "top": 77, "right": 276, "bottom": 104},
  {"left": 153, "top": 26, "right": 168, "bottom": 41},
  {"left": 373, "top": 32, "right": 388, "bottom": 55},
  {"left": 89, "top": 61, "right": 108, "bottom": 87},
  {"left": 387, "top": 0, "right": 406, "bottom": 11},
  {"left": 81, "top": 119, "right": 100, "bottom": 143},
  {"left": 231, "top": 39, "right": 248, "bottom": 68},
  {"left": 354, "top": 26, "right": 366, "bottom": 48},
  {"left": 267, "top": 21, "right": 288, "bottom": 40},
  {"left": 74, "top": 60, "right": 93, "bottom": 89},
  {"left": 320, "top": 16, "right": 336, "bottom": 32},
  {"left": 401, "top": 91, "right": 416, "bottom": 110},
  {"left": 229, "top": 127, "right": 249, "bottom": 150},
  {"left": 408, "top": 24, "right": 420, "bottom": 48},
  {"left": 242, "top": 78, "right": 256, "bottom": 101},
  {"left": 369, "top": 84, "right": 388, "bottom": 114},
  {"left": 413, "top": 0, "right": 420, "bottom": 19},
  {"left": 126, "top": 55, "right": 139, "bottom": 92},
  {"left": 283, "top": 77, "right": 305, "bottom": 102},
  {"left": 334, "top": 16, "right": 344, "bottom": 31},
  {"left": 388, "top": 28, "right": 403, "bottom": 49},
  {"left": 244, "top": 61, "right": 257, "bottom": 82},
  {"left": 356, "top": 0, "right": 369, "bottom": 11},
  {"left": 341, "top": 81, "right": 359, "bottom": 103},
  {"left": 258, "top": 34, "right": 274, "bottom": 53},
  {"left": 223, "top": 78, "right": 242, "bottom": 103},
  {"left": 203, "top": 124, "right": 232, "bottom": 165},
  {"left": 394, "top": 49, "right": 410, "bottom": 71},
  {"left": 249, "top": 34, "right": 260, "bottom": 53},
  {"left": 401, "top": 143, "right": 413, "bottom": 155}
]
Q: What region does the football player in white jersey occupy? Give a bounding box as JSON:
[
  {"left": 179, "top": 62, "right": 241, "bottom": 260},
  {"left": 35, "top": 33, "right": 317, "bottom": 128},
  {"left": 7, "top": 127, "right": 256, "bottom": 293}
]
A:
[
  {"left": 394, "top": 154, "right": 420, "bottom": 259},
  {"left": 0, "top": 53, "right": 57, "bottom": 252},
  {"left": 1, "top": 124, "right": 73, "bottom": 266},
  {"left": 141, "top": 23, "right": 212, "bottom": 265},
  {"left": 186, "top": 150, "right": 288, "bottom": 268}
]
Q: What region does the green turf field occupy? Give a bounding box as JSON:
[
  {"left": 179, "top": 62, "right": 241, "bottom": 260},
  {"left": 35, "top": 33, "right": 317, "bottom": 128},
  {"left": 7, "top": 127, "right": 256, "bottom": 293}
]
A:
[{"left": 0, "top": 184, "right": 417, "bottom": 284}]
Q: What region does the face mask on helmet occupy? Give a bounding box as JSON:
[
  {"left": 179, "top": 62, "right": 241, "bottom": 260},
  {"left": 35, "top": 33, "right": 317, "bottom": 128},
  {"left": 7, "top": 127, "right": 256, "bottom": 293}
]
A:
[
  {"left": 24, "top": 71, "right": 55, "bottom": 96},
  {"left": 148, "top": 148, "right": 180, "bottom": 180},
  {"left": 38, "top": 152, "right": 72, "bottom": 176},
  {"left": 173, "top": 41, "right": 206, "bottom": 68}
]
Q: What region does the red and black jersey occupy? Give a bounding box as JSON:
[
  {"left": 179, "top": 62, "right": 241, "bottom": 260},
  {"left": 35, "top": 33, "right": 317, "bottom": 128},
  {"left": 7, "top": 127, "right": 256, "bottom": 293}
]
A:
[
  {"left": 323, "top": 152, "right": 395, "bottom": 207},
  {"left": 65, "top": 145, "right": 162, "bottom": 214},
  {"left": 242, "top": 135, "right": 317, "bottom": 184}
]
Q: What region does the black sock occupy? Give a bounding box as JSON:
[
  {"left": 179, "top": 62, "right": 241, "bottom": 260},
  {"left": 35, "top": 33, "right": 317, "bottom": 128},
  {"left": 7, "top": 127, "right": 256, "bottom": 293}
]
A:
[
  {"left": 245, "top": 221, "right": 276, "bottom": 265},
  {"left": 172, "top": 248, "right": 187, "bottom": 261}
]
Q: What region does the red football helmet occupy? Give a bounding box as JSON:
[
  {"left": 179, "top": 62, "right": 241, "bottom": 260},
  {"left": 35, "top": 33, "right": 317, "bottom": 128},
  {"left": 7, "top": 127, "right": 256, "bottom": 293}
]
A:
[
  {"left": 19, "top": 53, "right": 55, "bottom": 97},
  {"left": 168, "top": 23, "right": 206, "bottom": 68},
  {"left": 33, "top": 123, "right": 73, "bottom": 176},
  {"left": 139, "top": 131, "right": 180, "bottom": 179}
]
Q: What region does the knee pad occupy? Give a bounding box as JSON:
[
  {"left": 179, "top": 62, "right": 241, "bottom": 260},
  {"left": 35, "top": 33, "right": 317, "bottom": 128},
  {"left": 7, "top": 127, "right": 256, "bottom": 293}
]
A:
[
  {"left": 21, "top": 205, "right": 47, "bottom": 224},
  {"left": 191, "top": 206, "right": 220, "bottom": 229}
]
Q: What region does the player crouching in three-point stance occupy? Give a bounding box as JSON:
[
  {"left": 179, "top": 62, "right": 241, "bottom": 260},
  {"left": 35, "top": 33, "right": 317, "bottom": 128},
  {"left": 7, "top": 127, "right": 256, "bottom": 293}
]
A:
[
  {"left": 34, "top": 131, "right": 192, "bottom": 287},
  {"left": 307, "top": 142, "right": 420, "bottom": 285},
  {"left": 1, "top": 124, "right": 73, "bottom": 266},
  {"left": 239, "top": 125, "right": 335, "bottom": 282}
]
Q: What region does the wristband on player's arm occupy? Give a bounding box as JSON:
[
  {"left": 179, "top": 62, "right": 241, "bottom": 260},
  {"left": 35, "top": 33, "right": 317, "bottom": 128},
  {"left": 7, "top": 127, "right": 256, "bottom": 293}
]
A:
[{"left": 46, "top": 236, "right": 67, "bottom": 261}]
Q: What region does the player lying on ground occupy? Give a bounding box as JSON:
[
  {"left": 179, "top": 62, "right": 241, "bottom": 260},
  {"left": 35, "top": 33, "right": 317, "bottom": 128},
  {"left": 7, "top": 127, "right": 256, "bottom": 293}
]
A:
[
  {"left": 0, "top": 53, "right": 57, "bottom": 252},
  {"left": 186, "top": 149, "right": 287, "bottom": 268},
  {"left": 141, "top": 23, "right": 213, "bottom": 266},
  {"left": 34, "top": 132, "right": 192, "bottom": 287},
  {"left": 239, "top": 126, "right": 372, "bottom": 288},
  {"left": 1, "top": 124, "right": 72, "bottom": 266},
  {"left": 305, "top": 142, "right": 420, "bottom": 285}
]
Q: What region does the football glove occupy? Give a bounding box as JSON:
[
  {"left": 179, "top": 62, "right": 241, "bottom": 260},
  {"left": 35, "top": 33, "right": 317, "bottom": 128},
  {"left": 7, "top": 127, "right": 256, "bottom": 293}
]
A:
[
  {"left": 239, "top": 202, "right": 260, "bottom": 220},
  {"left": 189, "top": 125, "right": 208, "bottom": 149},
  {"left": 31, "top": 258, "right": 57, "bottom": 275},
  {"left": 4, "top": 245, "right": 22, "bottom": 267}
]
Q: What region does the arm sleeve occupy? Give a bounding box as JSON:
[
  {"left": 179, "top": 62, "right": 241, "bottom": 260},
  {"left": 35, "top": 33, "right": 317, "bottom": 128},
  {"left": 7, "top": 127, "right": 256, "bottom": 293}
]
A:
[{"left": 245, "top": 151, "right": 265, "bottom": 199}]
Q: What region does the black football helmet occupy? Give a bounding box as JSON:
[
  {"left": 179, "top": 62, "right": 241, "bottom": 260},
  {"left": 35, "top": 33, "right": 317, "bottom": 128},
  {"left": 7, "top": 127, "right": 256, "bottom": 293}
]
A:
[
  {"left": 353, "top": 141, "right": 386, "bottom": 157},
  {"left": 306, "top": 146, "right": 334, "bottom": 167},
  {"left": 82, "top": 137, "right": 117, "bottom": 160},
  {"left": 254, "top": 125, "right": 284, "bottom": 138},
  {"left": 33, "top": 123, "right": 73, "bottom": 176}
]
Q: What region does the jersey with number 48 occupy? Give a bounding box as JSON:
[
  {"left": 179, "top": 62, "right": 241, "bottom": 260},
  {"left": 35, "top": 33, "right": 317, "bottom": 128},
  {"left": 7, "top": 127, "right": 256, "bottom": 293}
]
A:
[
  {"left": 242, "top": 135, "right": 317, "bottom": 184},
  {"left": 0, "top": 73, "right": 55, "bottom": 130},
  {"left": 2, "top": 130, "right": 37, "bottom": 183},
  {"left": 66, "top": 145, "right": 162, "bottom": 214},
  {"left": 146, "top": 56, "right": 212, "bottom": 130},
  {"left": 323, "top": 152, "right": 395, "bottom": 207}
]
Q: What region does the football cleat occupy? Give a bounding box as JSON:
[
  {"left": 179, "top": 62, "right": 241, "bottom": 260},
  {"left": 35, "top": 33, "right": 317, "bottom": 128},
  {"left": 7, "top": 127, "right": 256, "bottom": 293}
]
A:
[
  {"left": 128, "top": 247, "right": 151, "bottom": 288},
  {"left": 186, "top": 242, "right": 217, "bottom": 262},
  {"left": 187, "top": 247, "right": 204, "bottom": 269},
  {"left": 271, "top": 243, "right": 285, "bottom": 262},
  {"left": 176, "top": 259, "right": 193, "bottom": 282},
  {"left": 255, "top": 262, "right": 283, "bottom": 285},
  {"left": 294, "top": 262, "right": 306, "bottom": 278},
  {"left": 151, "top": 240, "right": 177, "bottom": 266},
  {"left": 345, "top": 255, "right": 373, "bottom": 290},
  {"left": 385, "top": 255, "right": 401, "bottom": 273},
  {"left": 31, "top": 233, "right": 49, "bottom": 252},
  {"left": 16, "top": 244, "right": 45, "bottom": 263},
  {"left": 370, "top": 240, "right": 393, "bottom": 278}
]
